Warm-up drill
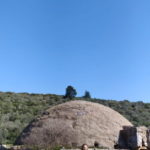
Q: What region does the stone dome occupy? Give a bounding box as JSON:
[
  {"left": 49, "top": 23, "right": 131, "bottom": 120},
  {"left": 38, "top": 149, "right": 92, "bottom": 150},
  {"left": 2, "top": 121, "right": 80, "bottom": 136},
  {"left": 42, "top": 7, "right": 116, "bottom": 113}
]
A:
[{"left": 15, "top": 100, "right": 132, "bottom": 148}]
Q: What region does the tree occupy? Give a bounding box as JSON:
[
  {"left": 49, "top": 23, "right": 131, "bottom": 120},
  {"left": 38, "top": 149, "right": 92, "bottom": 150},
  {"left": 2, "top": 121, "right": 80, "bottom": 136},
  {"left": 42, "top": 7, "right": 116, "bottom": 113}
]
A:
[
  {"left": 83, "top": 91, "right": 91, "bottom": 99},
  {"left": 64, "top": 86, "right": 77, "bottom": 99}
]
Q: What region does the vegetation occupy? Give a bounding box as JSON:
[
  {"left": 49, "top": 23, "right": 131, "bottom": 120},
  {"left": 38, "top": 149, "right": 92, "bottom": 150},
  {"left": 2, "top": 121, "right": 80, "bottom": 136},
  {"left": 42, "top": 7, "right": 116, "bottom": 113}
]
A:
[
  {"left": 64, "top": 85, "right": 77, "bottom": 99},
  {"left": 0, "top": 91, "right": 150, "bottom": 144},
  {"left": 83, "top": 91, "right": 91, "bottom": 99}
]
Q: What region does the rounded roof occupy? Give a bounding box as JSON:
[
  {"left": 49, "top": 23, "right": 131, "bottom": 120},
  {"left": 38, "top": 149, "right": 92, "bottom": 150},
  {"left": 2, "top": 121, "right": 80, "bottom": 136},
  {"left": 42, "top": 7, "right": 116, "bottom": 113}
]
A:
[{"left": 16, "top": 100, "right": 132, "bottom": 148}]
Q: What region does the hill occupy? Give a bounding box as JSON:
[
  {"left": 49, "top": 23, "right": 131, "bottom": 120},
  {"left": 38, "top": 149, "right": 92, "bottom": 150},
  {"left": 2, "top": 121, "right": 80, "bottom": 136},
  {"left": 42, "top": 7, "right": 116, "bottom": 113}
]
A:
[
  {"left": 15, "top": 100, "right": 132, "bottom": 148},
  {"left": 0, "top": 92, "right": 149, "bottom": 144}
]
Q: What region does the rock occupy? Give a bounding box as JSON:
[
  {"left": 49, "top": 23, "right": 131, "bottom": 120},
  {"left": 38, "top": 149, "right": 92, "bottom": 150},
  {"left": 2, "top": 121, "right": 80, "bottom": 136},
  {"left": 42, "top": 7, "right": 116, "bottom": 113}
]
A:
[
  {"left": 118, "top": 126, "right": 150, "bottom": 149},
  {"left": 15, "top": 100, "right": 132, "bottom": 148}
]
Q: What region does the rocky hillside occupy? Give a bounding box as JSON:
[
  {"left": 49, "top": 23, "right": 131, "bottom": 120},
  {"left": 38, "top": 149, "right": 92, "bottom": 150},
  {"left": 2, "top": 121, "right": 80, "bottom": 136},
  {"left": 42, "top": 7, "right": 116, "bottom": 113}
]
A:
[
  {"left": 0, "top": 92, "right": 149, "bottom": 144},
  {"left": 15, "top": 100, "right": 132, "bottom": 148}
]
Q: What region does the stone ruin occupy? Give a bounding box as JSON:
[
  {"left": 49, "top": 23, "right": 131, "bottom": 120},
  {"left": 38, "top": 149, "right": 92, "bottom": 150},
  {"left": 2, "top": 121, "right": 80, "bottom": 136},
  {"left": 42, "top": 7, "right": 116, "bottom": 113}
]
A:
[{"left": 116, "top": 126, "right": 150, "bottom": 149}]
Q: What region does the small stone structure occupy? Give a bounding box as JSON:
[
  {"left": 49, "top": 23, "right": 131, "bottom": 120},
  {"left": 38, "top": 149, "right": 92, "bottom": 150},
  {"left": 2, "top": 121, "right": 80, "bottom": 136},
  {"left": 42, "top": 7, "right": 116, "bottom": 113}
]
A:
[{"left": 117, "top": 126, "right": 150, "bottom": 149}]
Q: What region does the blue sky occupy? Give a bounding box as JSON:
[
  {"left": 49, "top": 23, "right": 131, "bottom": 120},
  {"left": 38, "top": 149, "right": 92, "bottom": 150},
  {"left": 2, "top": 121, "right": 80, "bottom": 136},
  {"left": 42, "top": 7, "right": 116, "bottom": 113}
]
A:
[{"left": 0, "top": 0, "right": 150, "bottom": 102}]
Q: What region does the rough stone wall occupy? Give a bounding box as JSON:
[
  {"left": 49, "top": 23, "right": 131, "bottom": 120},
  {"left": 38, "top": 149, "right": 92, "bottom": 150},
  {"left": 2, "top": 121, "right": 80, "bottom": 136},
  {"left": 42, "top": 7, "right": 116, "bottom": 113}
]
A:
[
  {"left": 118, "top": 126, "right": 150, "bottom": 149},
  {"left": 117, "top": 126, "right": 137, "bottom": 149},
  {"left": 147, "top": 129, "right": 150, "bottom": 148},
  {"left": 136, "top": 126, "right": 148, "bottom": 147}
]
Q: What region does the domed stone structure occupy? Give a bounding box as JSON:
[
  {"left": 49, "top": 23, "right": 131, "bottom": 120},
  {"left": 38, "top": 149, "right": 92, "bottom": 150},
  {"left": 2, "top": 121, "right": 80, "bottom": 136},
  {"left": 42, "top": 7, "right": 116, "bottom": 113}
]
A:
[{"left": 15, "top": 100, "right": 132, "bottom": 148}]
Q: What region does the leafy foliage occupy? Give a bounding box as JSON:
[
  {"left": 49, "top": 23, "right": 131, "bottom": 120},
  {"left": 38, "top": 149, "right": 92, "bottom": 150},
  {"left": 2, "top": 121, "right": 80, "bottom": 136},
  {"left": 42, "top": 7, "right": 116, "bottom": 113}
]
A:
[
  {"left": 83, "top": 91, "right": 91, "bottom": 99},
  {"left": 64, "top": 86, "right": 77, "bottom": 99}
]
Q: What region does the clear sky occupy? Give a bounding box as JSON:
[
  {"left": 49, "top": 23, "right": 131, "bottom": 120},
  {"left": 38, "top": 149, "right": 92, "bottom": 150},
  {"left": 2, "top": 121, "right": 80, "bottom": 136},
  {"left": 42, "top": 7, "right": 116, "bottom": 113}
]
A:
[{"left": 0, "top": 0, "right": 150, "bottom": 102}]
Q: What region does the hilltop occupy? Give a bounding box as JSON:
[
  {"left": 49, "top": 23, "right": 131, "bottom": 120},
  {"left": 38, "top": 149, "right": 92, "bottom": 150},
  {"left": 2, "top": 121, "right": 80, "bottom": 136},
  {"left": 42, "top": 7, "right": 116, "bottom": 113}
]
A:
[{"left": 0, "top": 91, "right": 150, "bottom": 144}]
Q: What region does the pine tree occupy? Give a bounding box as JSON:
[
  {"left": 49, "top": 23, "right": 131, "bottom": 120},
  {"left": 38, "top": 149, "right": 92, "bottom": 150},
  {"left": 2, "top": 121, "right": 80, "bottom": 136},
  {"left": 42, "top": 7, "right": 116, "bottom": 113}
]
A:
[
  {"left": 64, "top": 85, "right": 77, "bottom": 99},
  {"left": 83, "top": 91, "right": 91, "bottom": 99}
]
